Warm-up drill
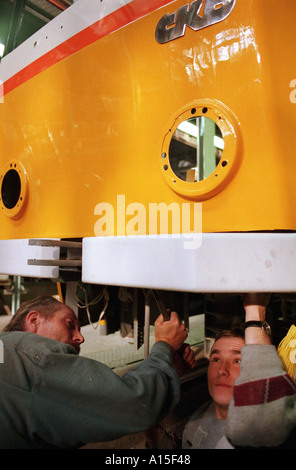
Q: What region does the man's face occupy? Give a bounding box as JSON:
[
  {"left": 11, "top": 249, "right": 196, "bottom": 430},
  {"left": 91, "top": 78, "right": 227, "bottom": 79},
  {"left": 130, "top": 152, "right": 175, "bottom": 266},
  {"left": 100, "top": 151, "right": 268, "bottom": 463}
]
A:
[
  {"left": 207, "top": 335, "right": 244, "bottom": 418},
  {"left": 35, "top": 305, "right": 84, "bottom": 353}
]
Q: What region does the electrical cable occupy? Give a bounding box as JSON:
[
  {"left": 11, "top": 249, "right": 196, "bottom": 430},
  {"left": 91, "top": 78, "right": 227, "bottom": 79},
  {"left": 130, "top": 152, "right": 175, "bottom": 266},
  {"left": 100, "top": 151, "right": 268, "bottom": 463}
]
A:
[{"left": 69, "top": 282, "right": 109, "bottom": 330}]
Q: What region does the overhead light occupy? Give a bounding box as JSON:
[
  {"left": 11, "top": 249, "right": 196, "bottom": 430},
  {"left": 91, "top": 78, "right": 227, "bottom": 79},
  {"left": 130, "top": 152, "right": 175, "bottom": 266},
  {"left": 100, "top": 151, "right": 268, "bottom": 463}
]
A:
[
  {"left": 214, "top": 135, "right": 224, "bottom": 150},
  {"left": 0, "top": 43, "right": 5, "bottom": 58},
  {"left": 177, "top": 121, "right": 199, "bottom": 138},
  {"left": 178, "top": 120, "right": 225, "bottom": 149}
]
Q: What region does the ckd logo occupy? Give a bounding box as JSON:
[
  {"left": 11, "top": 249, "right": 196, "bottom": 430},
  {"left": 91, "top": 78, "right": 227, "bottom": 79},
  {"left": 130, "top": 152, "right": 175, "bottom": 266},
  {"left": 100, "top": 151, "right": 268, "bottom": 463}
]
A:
[{"left": 155, "top": 0, "right": 236, "bottom": 44}]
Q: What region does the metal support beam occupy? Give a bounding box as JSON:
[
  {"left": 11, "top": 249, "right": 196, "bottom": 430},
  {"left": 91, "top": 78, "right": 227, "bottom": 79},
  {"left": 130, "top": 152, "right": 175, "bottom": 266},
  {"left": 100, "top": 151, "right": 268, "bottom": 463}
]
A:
[
  {"left": 5, "top": 0, "right": 26, "bottom": 54},
  {"left": 65, "top": 281, "right": 78, "bottom": 316},
  {"left": 144, "top": 292, "right": 151, "bottom": 359},
  {"left": 11, "top": 275, "right": 21, "bottom": 315}
]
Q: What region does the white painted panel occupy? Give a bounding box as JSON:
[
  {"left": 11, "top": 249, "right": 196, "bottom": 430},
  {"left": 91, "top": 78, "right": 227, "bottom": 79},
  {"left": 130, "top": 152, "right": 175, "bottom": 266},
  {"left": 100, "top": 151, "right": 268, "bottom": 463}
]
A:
[
  {"left": 82, "top": 233, "right": 296, "bottom": 292},
  {"left": 0, "top": 239, "right": 60, "bottom": 278}
]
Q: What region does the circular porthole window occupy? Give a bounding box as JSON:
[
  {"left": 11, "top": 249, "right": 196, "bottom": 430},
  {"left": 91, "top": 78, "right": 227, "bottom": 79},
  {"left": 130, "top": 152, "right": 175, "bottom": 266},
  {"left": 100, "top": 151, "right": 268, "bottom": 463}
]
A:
[
  {"left": 169, "top": 115, "right": 224, "bottom": 182},
  {"left": 0, "top": 161, "right": 28, "bottom": 219},
  {"left": 160, "top": 100, "right": 241, "bottom": 200}
]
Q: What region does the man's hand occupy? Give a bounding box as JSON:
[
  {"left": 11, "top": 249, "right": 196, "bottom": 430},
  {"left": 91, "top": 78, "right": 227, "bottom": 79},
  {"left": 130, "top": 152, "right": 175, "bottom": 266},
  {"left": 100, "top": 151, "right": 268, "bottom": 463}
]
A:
[
  {"left": 172, "top": 344, "right": 196, "bottom": 377},
  {"left": 154, "top": 312, "right": 188, "bottom": 352},
  {"left": 181, "top": 344, "right": 195, "bottom": 369},
  {"left": 171, "top": 344, "right": 196, "bottom": 376}
]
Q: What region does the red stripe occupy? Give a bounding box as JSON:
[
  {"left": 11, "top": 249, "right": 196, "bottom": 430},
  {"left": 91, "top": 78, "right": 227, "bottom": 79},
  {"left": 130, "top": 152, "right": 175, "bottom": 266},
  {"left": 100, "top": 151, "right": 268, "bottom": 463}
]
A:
[
  {"left": 2, "top": 0, "right": 175, "bottom": 98},
  {"left": 233, "top": 374, "right": 296, "bottom": 407},
  {"left": 47, "top": 0, "right": 68, "bottom": 10}
]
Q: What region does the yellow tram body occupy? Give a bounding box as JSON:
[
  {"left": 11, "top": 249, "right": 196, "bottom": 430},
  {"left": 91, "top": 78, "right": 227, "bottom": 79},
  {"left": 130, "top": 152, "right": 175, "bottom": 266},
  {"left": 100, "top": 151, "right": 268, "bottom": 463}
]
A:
[
  {"left": 0, "top": 0, "right": 296, "bottom": 292},
  {"left": 0, "top": 0, "right": 295, "bottom": 238}
]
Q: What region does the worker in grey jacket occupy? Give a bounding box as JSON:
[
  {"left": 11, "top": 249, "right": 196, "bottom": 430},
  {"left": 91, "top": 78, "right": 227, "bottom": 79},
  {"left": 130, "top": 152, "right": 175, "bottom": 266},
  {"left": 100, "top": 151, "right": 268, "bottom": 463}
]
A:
[
  {"left": 226, "top": 293, "right": 296, "bottom": 448},
  {"left": 0, "top": 295, "right": 191, "bottom": 449}
]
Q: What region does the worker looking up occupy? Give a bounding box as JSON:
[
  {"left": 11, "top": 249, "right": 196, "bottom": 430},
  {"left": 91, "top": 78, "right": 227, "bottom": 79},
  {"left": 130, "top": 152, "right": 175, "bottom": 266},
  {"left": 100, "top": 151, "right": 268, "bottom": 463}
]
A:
[
  {"left": 227, "top": 293, "right": 296, "bottom": 448},
  {"left": 146, "top": 328, "right": 244, "bottom": 449}
]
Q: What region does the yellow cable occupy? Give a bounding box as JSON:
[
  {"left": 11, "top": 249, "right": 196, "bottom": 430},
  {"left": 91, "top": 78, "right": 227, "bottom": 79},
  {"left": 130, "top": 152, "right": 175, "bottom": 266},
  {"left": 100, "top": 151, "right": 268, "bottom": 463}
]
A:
[
  {"left": 56, "top": 282, "right": 63, "bottom": 303},
  {"left": 277, "top": 324, "right": 296, "bottom": 381}
]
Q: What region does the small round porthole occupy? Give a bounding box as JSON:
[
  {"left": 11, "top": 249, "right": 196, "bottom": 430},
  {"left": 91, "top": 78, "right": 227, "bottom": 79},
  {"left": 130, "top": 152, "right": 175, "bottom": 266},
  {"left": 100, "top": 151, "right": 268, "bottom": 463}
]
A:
[
  {"left": 160, "top": 100, "right": 241, "bottom": 200},
  {"left": 0, "top": 161, "right": 28, "bottom": 219}
]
